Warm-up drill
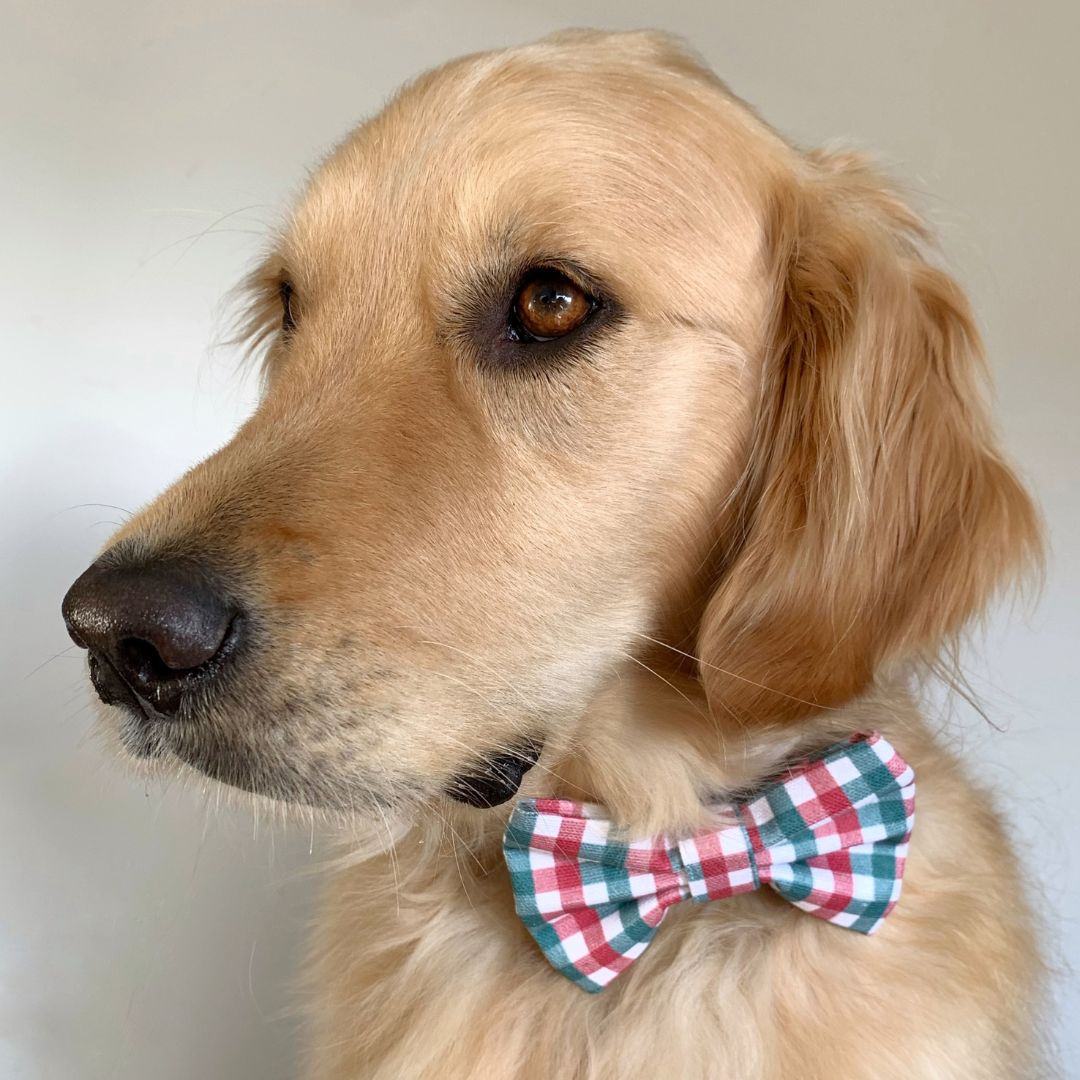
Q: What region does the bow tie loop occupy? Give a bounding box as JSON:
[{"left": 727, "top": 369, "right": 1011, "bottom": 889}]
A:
[{"left": 503, "top": 733, "right": 915, "bottom": 992}]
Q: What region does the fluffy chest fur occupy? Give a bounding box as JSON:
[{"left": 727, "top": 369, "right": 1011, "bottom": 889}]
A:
[{"left": 303, "top": 683, "right": 1041, "bottom": 1079}]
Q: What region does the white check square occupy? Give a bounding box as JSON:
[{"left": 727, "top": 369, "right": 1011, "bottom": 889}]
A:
[
  {"left": 582, "top": 880, "right": 610, "bottom": 906},
  {"left": 826, "top": 756, "right": 860, "bottom": 787},
  {"left": 560, "top": 931, "right": 589, "bottom": 962}
]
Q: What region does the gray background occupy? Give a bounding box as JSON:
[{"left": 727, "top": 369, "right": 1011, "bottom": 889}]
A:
[{"left": 2, "top": 1, "right": 1077, "bottom": 1076}]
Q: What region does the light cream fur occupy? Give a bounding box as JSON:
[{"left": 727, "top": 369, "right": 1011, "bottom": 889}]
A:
[
  {"left": 93, "top": 30, "right": 1043, "bottom": 1079},
  {"left": 307, "top": 678, "right": 1040, "bottom": 1079}
]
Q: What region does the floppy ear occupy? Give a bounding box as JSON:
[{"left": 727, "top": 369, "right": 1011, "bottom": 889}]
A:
[{"left": 695, "top": 151, "right": 1040, "bottom": 727}]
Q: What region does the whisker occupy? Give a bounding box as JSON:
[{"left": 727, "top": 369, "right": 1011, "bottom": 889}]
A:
[
  {"left": 632, "top": 631, "right": 840, "bottom": 712},
  {"left": 414, "top": 636, "right": 546, "bottom": 711},
  {"left": 417, "top": 712, "right": 583, "bottom": 795},
  {"left": 25, "top": 644, "right": 80, "bottom": 679},
  {"left": 427, "top": 802, "right": 487, "bottom": 875},
  {"left": 617, "top": 650, "right": 710, "bottom": 722},
  {"left": 138, "top": 205, "right": 269, "bottom": 268},
  {"left": 51, "top": 502, "right": 134, "bottom": 519},
  {"left": 618, "top": 648, "right": 733, "bottom": 761}
]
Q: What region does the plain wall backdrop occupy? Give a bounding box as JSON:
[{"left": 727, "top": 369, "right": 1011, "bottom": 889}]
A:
[{"left": 2, "top": 1, "right": 1077, "bottom": 1077}]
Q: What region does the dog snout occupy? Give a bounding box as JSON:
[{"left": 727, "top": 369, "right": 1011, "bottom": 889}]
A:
[{"left": 61, "top": 558, "right": 243, "bottom": 716}]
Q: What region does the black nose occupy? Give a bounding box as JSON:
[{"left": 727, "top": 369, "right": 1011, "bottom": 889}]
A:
[{"left": 61, "top": 558, "right": 242, "bottom": 717}]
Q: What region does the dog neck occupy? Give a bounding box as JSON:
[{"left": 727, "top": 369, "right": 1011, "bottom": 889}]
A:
[{"left": 438, "top": 663, "right": 881, "bottom": 853}]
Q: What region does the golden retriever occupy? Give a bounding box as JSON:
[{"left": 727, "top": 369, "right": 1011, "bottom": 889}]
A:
[{"left": 62, "top": 29, "right": 1044, "bottom": 1079}]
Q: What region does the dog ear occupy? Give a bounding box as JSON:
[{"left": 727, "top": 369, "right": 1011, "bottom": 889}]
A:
[{"left": 694, "top": 151, "right": 1040, "bottom": 727}]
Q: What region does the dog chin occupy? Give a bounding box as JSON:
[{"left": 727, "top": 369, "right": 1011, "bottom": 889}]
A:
[
  {"left": 106, "top": 703, "right": 403, "bottom": 816},
  {"left": 104, "top": 694, "right": 544, "bottom": 815}
]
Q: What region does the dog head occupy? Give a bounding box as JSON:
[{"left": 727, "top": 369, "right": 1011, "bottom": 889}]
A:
[{"left": 62, "top": 31, "right": 1038, "bottom": 817}]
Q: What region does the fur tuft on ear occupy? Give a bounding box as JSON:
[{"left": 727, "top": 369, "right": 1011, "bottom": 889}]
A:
[{"left": 696, "top": 151, "right": 1041, "bottom": 726}]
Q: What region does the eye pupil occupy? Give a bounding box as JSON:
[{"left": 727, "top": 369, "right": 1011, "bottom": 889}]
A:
[{"left": 513, "top": 271, "right": 592, "bottom": 341}]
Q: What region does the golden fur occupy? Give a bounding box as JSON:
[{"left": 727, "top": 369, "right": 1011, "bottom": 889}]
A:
[{"left": 95, "top": 30, "right": 1043, "bottom": 1078}]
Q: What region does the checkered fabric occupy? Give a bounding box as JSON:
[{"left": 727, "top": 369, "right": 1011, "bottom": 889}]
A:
[{"left": 503, "top": 732, "right": 915, "bottom": 992}]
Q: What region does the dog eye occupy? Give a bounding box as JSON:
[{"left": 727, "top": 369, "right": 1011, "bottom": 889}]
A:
[
  {"left": 508, "top": 270, "right": 595, "bottom": 342},
  {"left": 279, "top": 279, "right": 297, "bottom": 335}
]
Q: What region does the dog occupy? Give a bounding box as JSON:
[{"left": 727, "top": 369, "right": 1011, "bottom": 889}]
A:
[{"left": 62, "top": 29, "right": 1044, "bottom": 1079}]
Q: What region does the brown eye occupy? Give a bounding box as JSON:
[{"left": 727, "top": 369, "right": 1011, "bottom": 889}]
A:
[
  {"left": 279, "top": 279, "right": 297, "bottom": 334},
  {"left": 510, "top": 270, "right": 594, "bottom": 342}
]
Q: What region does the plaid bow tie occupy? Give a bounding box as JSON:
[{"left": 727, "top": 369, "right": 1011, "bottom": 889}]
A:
[{"left": 503, "top": 732, "right": 914, "bottom": 992}]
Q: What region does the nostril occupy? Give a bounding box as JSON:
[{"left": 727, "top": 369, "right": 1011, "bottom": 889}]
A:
[
  {"left": 117, "top": 636, "right": 180, "bottom": 689},
  {"left": 62, "top": 556, "right": 244, "bottom": 716},
  {"left": 135, "top": 609, "right": 237, "bottom": 672}
]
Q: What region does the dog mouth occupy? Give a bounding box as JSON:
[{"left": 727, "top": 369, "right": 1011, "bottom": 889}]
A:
[
  {"left": 109, "top": 706, "right": 403, "bottom": 813},
  {"left": 444, "top": 741, "right": 544, "bottom": 808},
  {"left": 103, "top": 682, "right": 544, "bottom": 812}
]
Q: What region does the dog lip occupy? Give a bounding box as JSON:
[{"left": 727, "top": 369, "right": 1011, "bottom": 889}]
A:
[
  {"left": 445, "top": 740, "right": 544, "bottom": 808},
  {"left": 88, "top": 650, "right": 150, "bottom": 718}
]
